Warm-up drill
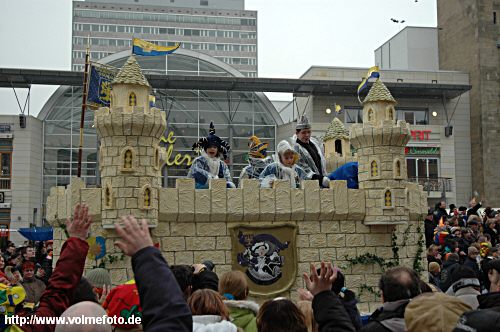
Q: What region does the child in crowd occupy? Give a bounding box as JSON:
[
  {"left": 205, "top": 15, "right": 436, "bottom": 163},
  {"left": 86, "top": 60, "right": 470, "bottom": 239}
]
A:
[
  {"left": 239, "top": 135, "right": 272, "bottom": 184},
  {"left": 259, "top": 140, "right": 307, "bottom": 188},
  {"left": 188, "top": 122, "right": 235, "bottom": 189},
  {"left": 219, "top": 270, "right": 259, "bottom": 332}
]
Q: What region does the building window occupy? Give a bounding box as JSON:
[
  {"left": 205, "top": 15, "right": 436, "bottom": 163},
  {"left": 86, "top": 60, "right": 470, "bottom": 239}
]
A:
[
  {"left": 1, "top": 153, "right": 11, "bottom": 178},
  {"left": 371, "top": 160, "right": 378, "bottom": 177},
  {"left": 129, "top": 92, "right": 137, "bottom": 106},
  {"left": 144, "top": 188, "right": 151, "bottom": 207},
  {"left": 387, "top": 106, "right": 394, "bottom": 120},
  {"left": 105, "top": 185, "right": 112, "bottom": 208},
  {"left": 395, "top": 159, "right": 401, "bottom": 177},
  {"left": 406, "top": 158, "right": 439, "bottom": 179},
  {"left": 494, "top": 11, "right": 497, "bottom": 24},
  {"left": 200, "top": 0, "right": 208, "bottom": 6},
  {"left": 384, "top": 190, "right": 392, "bottom": 207},
  {"left": 345, "top": 108, "right": 363, "bottom": 124},
  {"left": 124, "top": 149, "right": 133, "bottom": 169},
  {"left": 397, "top": 109, "right": 429, "bottom": 125},
  {"left": 335, "top": 140, "right": 342, "bottom": 155}
]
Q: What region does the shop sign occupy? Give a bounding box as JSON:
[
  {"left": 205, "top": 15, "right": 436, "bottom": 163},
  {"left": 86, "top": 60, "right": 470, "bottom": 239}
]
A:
[
  {"left": 405, "top": 146, "right": 440, "bottom": 155},
  {"left": 160, "top": 131, "right": 193, "bottom": 166},
  {"left": 411, "top": 130, "right": 432, "bottom": 141}
]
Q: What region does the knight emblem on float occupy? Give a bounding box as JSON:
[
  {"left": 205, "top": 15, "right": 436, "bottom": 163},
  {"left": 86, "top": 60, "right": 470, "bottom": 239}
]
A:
[{"left": 231, "top": 224, "right": 297, "bottom": 296}]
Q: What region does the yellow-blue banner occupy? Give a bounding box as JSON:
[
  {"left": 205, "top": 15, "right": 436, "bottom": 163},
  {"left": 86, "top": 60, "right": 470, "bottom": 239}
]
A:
[
  {"left": 132, "top": 38, "right": 180, "bottom": 56},
  {"left": 357, "top": 66, "right": 380, "bottom": 103}
]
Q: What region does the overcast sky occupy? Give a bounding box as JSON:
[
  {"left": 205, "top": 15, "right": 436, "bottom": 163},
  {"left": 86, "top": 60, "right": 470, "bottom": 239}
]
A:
[{"left": 0, "top": 0, "right": 437, "bottom": 116}]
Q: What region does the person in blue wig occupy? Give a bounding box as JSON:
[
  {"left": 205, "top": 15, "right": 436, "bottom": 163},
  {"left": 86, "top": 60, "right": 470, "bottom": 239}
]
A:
[{"left": 188, "top": 122, "right": 235, "bottom": 189}]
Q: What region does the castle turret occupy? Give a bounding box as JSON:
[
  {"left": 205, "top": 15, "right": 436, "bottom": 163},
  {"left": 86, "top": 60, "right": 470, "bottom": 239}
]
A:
[
  {"left": 323, "top": 117, "right": 350, "bottom": 158},
  {"left": 94, "top": 55, "right": 166, "bottom": 228},
  {"left": 351, "top": 79, "right": 411, "bottom": 225}
]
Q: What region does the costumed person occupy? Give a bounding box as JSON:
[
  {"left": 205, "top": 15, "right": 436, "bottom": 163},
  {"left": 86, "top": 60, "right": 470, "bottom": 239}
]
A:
[
  {"left": 238, "top": 135, "right": 272, "bottom": 184},
  {"left": 188, "top": 122, "right": 235, "bottom": 189},
  {"left": 293, "top": 115, "right": 330, "bottom": 188},
  {"left": 259, "top": 140, "right": 307, "bottom": 188}
]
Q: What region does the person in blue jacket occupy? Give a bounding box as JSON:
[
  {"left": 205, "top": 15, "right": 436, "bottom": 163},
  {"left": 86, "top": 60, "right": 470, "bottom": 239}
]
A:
[
  {"left": 188, "top": 122, "right": 235, "bottom": 189},
  {"left": 259, "top": 140, "right": 307, "bottom": 188},
  {"left": 328, "top": 162, "right": 359, "bottom": 189}
]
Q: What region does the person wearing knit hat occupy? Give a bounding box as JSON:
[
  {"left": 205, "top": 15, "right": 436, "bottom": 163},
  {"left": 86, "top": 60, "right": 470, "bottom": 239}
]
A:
[
  {"left": 86, "top": 268, "right": 112, "bottom": 298},
  {"left": 293, "top": 115, "right": 330, "bottom": 188},
  {"left": 188, "top": 122, "right": 235, "bottom": 189},
  {"left": 445, "top": 266, "right": 481, "bottom": 309},
  {"left": 454, "top": 259, "right": 500, "bottom": 332},
  {"left": 238, "top": 135, "right": 272, "bottom": 184},
  {"left": 404, "top": 292, "right": 471, "bottom": 332},
  {"left": 259, "top": 140, "right": 307, "bottom": 188}
]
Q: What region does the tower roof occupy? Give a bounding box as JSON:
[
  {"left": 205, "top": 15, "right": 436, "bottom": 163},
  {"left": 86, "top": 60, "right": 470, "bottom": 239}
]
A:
[
  {"left": 112, "top": 55, "right": 150, "bottom": 88},
  {"left": 323, "top": 117, "right": 349, "bottom": 142},
  {"left": 363, "top": 79, "right": 396, "bottom": 104}
]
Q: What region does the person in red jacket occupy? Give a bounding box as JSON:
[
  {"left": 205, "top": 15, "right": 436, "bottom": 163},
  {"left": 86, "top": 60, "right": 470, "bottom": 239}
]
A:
[{"left": 8, "top": 203, "right": 92, "bottom": 332}]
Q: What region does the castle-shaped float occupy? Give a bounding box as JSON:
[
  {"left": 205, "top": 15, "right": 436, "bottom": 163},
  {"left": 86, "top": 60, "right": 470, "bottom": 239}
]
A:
[{"left": 46, "top": 56, "right": 428, "bottom": 312}]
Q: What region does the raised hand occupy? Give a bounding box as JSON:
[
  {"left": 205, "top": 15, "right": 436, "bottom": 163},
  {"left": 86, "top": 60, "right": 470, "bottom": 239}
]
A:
[
  {"left": 302, "top": 261, "right": 337, "bottom": 296},
  {"left": 114, "top": 215, "right": 153, "bottom": 257},
  {"left": 65, "top": 204, "right": 92, "bottom": 240}
]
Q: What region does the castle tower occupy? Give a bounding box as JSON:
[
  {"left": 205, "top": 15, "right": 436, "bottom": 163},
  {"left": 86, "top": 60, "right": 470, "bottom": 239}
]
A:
[
  {"left": 323, "top": 117, "right": 350, "bottom": 158},
  {"left": 94, "top": 55, "right": 166, "bottom": 228},
  {"left": 351, "top": 79, "right": 411, "bottom": 225}
]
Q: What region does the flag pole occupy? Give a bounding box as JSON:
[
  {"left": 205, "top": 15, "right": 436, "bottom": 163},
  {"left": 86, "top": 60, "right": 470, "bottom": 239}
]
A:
[{"left": 77, "top": 35, "right": 91, "bottom": 178}]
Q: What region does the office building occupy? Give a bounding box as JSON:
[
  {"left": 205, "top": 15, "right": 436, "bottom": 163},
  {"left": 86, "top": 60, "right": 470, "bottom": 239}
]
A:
[
  {"left": 72, "top": 0, "right": 258, "bottom": 76},
  {"left": 437, "top": 0, "right": 500, "bottom": 206}
]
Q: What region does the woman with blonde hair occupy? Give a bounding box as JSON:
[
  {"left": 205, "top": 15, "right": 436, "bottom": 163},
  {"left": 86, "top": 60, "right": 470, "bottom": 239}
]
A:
[
  {"left": 188, "top": 288, "right": 238, "bottom": 332},
  {"left": 219, "top": 271, "right": 258, "bottom": 332}
]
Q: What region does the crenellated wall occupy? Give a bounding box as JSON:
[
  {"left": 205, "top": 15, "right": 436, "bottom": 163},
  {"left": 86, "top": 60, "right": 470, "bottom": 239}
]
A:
[{"left": 46, "top": 177, "right": 427, "bottom": 312}]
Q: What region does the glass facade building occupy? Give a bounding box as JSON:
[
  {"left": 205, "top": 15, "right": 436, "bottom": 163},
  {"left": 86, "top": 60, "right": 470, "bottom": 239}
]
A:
[
  {"left": 72, "top": 0, "right": 258, "bottom": 76},
  {"left": 38, "top": 50, "right": 281, "bottom": 203}
]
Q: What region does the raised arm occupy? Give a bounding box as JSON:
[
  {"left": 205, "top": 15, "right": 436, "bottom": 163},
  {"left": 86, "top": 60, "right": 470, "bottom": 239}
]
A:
[{"left": 115, "top": 216, "right": 192, "bottom": 332}]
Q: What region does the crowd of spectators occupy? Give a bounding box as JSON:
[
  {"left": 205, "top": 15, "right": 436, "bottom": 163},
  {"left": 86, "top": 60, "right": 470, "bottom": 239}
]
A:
[{"left": 1, "top": 203, "right": 499, "bottom": 331}]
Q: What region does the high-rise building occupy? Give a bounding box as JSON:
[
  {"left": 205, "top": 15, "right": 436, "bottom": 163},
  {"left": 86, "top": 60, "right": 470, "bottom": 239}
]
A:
[
  {"left": 72, "top": 0, "right": 258, "bottom": 77},
  {"left": 437, "top": 0, "right": 500, "bottom": 206}
]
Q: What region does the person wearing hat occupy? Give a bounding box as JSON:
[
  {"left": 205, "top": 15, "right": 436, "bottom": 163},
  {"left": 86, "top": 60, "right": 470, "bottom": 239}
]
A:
[
  {"left": 445, "top": 265, "right": 481, "bottom": 309},
  {"left": 404, "top": 292, "right": 471, "bottom": 332},
  {"left": 293, "top": 115, "right": 330, "bottom": 188},
  {"left": 454, "top": 259, "right": 500, "bottom": 332},
  {"left": 85, "top": 267, "right": 112, "bottom": 300},
  {"left": 188, "top": 122, "right": 235, "bottom": 189},
  {"left": 239, "top": 135, "right": 272, "bottom": 184},
  {"left": 259, "top": 140, "right": 307, "bottom": 188}
]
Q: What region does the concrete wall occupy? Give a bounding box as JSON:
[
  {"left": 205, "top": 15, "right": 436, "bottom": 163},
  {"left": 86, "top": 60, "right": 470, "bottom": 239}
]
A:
[
  {"left": 0, "top": 115, "right": 44, "bottom": 244},
  {"left": 438, "top": 0, "right": 500, "bottom": 206},
  {"left": 374, "top": 27, "right": 439, "bottom": 71}
]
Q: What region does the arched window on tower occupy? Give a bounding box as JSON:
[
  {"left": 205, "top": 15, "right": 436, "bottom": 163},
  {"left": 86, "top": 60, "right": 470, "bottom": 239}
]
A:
[
  {"left": 385, "top": 190, "right": 392, "bottom": 207},
  {"left": 129, "top": 92, "right": 137, "bottom": 106},
  {"left": 371, "top": 160, "right": 378, "bottom": 177},
  {"left": 334, "top": 139, "right": 342, "bottom": 155},
  {"left": 105, "top": 186, "right": 112, "bottom": 208},
  {"left": 395, "top": 160, "right": 401, "bottom": 177},
  {"left": 388, "top": 108, "right": 394, "bottom": 120},
  {"left": 368, "top": 109, "right": 374, "bottom": 122},
  {"left": 144, "top": 188, "right": 151, "bottom": 208},
  {"left": 124, "top": 149, "right": 133, "bottom": 169}
]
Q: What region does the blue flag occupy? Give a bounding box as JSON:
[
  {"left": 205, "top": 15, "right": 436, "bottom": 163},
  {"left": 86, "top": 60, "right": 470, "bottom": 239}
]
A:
[{"left": 87, "top": 65, "right": 116, "bottom": 107}]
